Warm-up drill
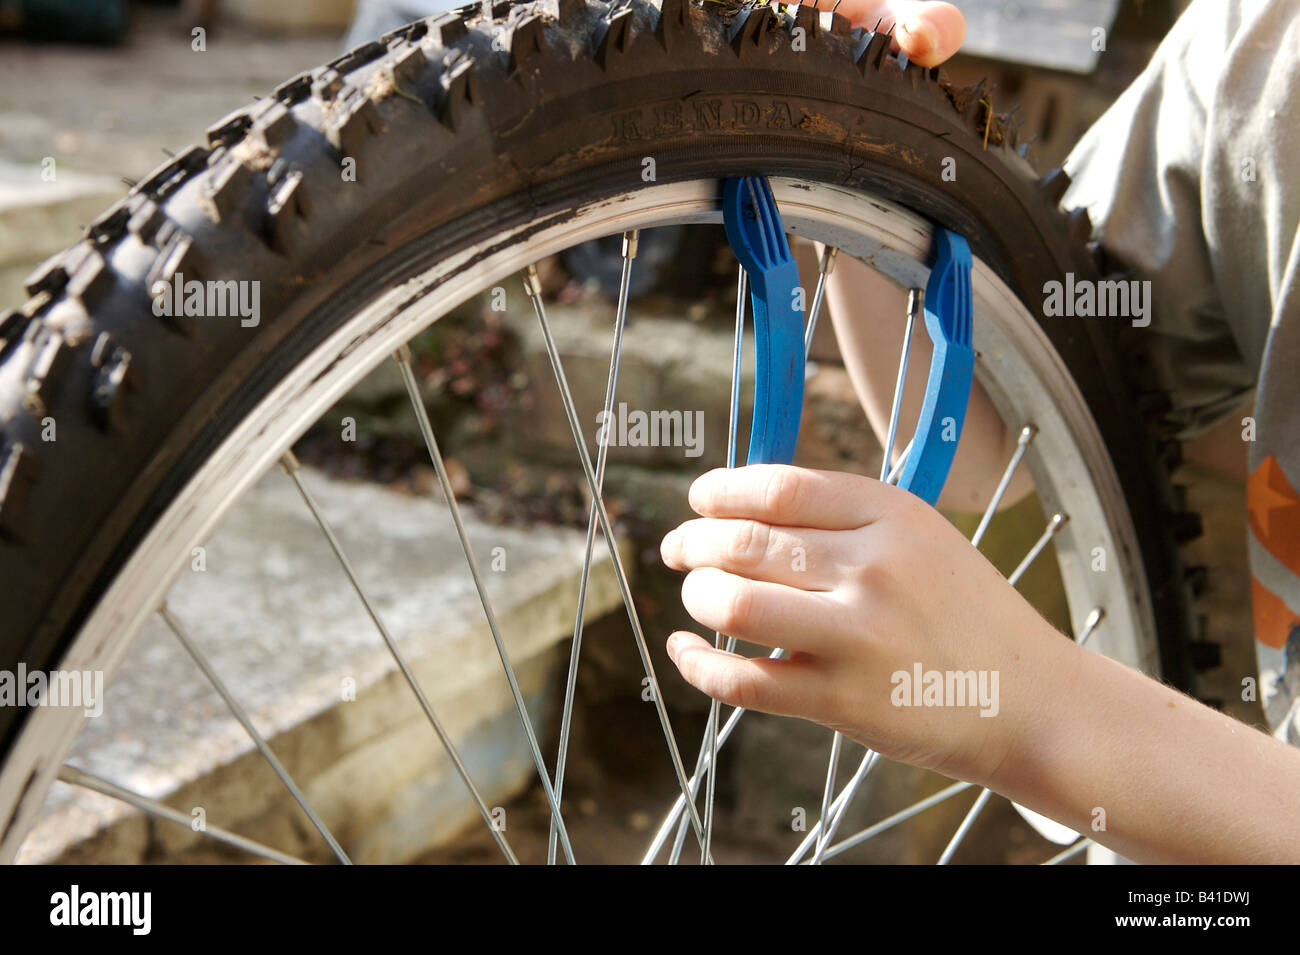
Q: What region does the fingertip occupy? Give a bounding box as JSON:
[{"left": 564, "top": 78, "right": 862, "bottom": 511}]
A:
[
  {"left": 898, "top": 2, "right": 964, "bottom": 67},
  {"left": 660, "top": 526, "right": 682, "bottom": 566},
  {"left": 681, "top": 565, "right": 726, "bottom": 602},
  {"left": 679, "top": 566, "right": 705, "bottom": 604},
  {"left": 687, "top": 468, "right": 725, "bottom": 513},
  {"left": 666, "top": 630, "right": 707, "bottom": 665},
  {"left": 897, "top": 16, "right": 938, "bottom": 60}
]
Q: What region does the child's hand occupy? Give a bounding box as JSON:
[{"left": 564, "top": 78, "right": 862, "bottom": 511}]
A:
[{"left": 661, "top": 464, "right": 1077, "bottom": 790}]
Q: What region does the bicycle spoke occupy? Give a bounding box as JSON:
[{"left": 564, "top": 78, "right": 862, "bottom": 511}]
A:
[
  {"left": 1043, "top": 838, "right": 1093, "bottom": 865},
  {"left": 729, "top": 267, "right": 747, "bottom": 479},
  {"left": 394, "top": 345, "right": 577, "bottom": 865},
  {"left": 938, "top": 788, "right": 994, "bottom": 864},
  {"left": 279, "top": 451, "right": 519, "bottom": 865},
  {"left": 785, "top": 749, "right": 877, "bottom": 865},
  {"left": 1008, "top": 514, "right": 1067, "bottom": 586},
  {"left": 645, "top": 648, "right": 786, "bottom": 864},
  {"left": 819, "top": 780, "right": 975, "bottom": 862},
  {"left": 667, "top": 267, "right": 749, "bottom": 865},
  {"left": 523, "top": 265, "right": 711, "bottom": 858},
  {"left": 700, "top": 264, "right": 748, "bottom": 865},
  {"left": 886, "top": 438, "right": 912, "bottom": 484},
  {"left": 547, "top": 231, "right": 638, "bottom": 865},
  {"left": 671, "top": 266, "right": 750, "bottom": 866},
  {"left": 1076, "top": 607, "right": 1104, "bottom": 647},
  {"left": 808, "top": 750, "right": 879, "bottom": 864},
  {"left": 811, "top": 733, "right": 843, "bottom": 862},
  {"left": 971, "top": 425, "right": 1037, "bottom": 548},
  {"left": 803, "top": 246, "right": 838, "bottom": 355},
  {"left": 58, "top": 765, "right": 308, "bottom": 865},
  {"left": 811, "top": 287, "right": 921, "bottom": 863},
  {"left": 158, "top": 603, "right": 352, "bottom": 864},
  {"left": 882, "top": 288, "right": 922, "bottom": 478}
]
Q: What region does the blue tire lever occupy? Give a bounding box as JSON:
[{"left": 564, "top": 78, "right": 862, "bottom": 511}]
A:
[
  {"left": 896, "top": 228, "right": 974, "bottom": 506},
  {"left": 721, "top": 177, "right": 805, "bottom": 466},
  {"left": 722, "top": 176, "right": 974, "bottom": 506}
]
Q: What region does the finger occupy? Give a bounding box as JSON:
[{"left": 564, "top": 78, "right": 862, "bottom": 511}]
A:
[
  {"left": 680, "top": 566, "right": 842, "bottom": 653},
  {"left": 666, "top": 631, "right": 826, "bottom": 718},
  {"left": 661, "top": 518, "right": 842, "bottom": 590},
  {"left": 887, "top": 0, "right": 965, "bottom": 66},
  {"left": 690, "top": 464, "right": 901, "bottom": 530},
  {"left": 832, "top": 0, "right": 966, "bottom": 67}
]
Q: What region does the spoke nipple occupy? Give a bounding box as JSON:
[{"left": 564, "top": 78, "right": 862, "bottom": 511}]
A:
[
  {"left": 822, "top": 246, "right": 839, "bottom": 274},
  {"left": 523, "top": 263, "right": 542, "bottom": 297},
  {"left": 1078, "top": 607, "right": 1105, "bottom": 645},
  {"left": 1049, "top": 512, "right": 1069, "bottom": 532},
  {"left": 906, "top": 287, "right": 924, "bottom": 319},
  {"left": 392, "top": 343, "right": 412, "bottom": 366},
  {"left": 279, "top": 449, "right": 301, "bottom": 475},
  {"left": 623, "top": 229, "right": 640, "bottom": 260},
  {"left": 1019, "top": 423, "right": 1038, "bottom": 444}
]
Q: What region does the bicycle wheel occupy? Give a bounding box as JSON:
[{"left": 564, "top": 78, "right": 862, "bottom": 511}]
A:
[{"left": 0, "top": 0, "right": 1205, "bottom": 864}]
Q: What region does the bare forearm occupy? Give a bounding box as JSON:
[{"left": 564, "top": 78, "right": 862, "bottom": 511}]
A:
[{"left": 996, "top": 639, "right": 1300, "bottom": 864}]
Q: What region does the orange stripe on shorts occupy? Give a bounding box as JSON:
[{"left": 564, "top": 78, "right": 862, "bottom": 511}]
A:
[
  {"left": 1247, "top": 454, "right": 1300, "bottom": 578},
  {"left": 1250, "top": 577, "right": 1300, "bottom": 650}
]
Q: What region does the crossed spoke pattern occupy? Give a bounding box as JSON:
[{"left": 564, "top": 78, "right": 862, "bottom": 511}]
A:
[
  {"left": 279, "top": 448, "right": 522, "bottom": 864},
  {"left": 53, "top": 218, "right": 1106, "bottom": 867},
  {"left": 702, "top": 265, "right": 749, "bottom": 865},
  {"left": 546, "top": 230, "right": 639, "bottom": 864},
  {"left": 57, "top": 765, "right": 307, "bottom": 864},
  {"left": 158, "top": 603, "right": 352, "bottom": 864},
  {"left": 640, "top": 267, "right": 1099, "bottom": 865},
  {"left": 810, "top": 281, "right": 923, "bottom": 865},
  {"left": 786, "top": 438, "right": 1079, "bottom": 866}
]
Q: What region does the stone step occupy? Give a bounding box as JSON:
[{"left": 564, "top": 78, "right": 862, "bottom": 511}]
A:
[
  {"left": 336, "top": 295, "right": 882, "bottom": 478},
  {"left": 18, "top": 464, "right": 625, "bottom": 864},
  {"left": 222, "top": 0, "right": 359, "bottom": 31}
]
